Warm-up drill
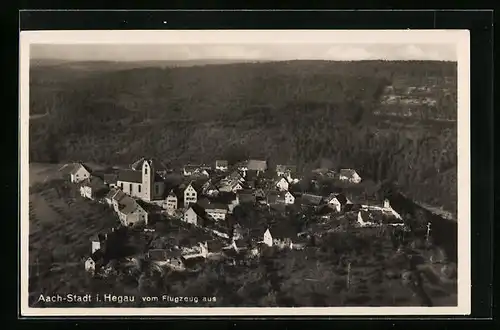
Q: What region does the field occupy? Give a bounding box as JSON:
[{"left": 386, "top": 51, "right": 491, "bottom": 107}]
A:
[{"left": 28, "top": 164, "right": 119, "bottom": 306}]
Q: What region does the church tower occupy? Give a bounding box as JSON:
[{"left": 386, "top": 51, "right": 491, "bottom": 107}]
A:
[{"left": 142, "top": 160, "right": 155, "bottom": 201}]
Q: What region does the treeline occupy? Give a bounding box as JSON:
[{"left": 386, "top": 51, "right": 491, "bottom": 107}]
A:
[{"left": 29, "top": 60, "right": 457, "bottom": 214}]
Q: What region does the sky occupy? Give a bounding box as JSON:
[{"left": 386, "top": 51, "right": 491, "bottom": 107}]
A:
[{"left": 30, "top": 43, "right": 457, "bottom": 62}]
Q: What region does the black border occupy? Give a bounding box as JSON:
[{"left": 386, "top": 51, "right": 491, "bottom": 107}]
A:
[{"left": 14, "top": 9, "right": 494, "bottom": 327}]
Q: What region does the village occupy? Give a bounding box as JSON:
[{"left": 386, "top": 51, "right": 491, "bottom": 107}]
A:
[{"left": 57, "top": 157, "right": 413, "bottom": 280}]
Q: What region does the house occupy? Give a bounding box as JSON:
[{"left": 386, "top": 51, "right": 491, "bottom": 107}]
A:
[
  {"left": 67, "top": 163, "right": 91, "bottom": 183},
  {"left": 109, "top": 189, "right": 127, "bottom": 212},
  {"left": 326, "top": 193, "right": 351, "bottom": 212},
  {"left": 263, "top": 228, "right": 273, "bottom": 247},
  {"left": 247, "top": 159, "right": 268, "bottom": 173},
  {"left": 116, "top": 196, "right": 149, "bottom": 227},
  {"left": 215, "top": 160, "right": 229, "bottom": 172},
  {"left": 224, "top": 170, "right": 245, "bottom": 183},
  {"left": 147, "top": 249, "right": 185, "bottom": 271},
  {"left": 201, "top": 179, "right": 220, "bottom": 197},
  {"left": 183, "top": 204, "right": 208, "bottom": 226},
  {"left": 199, "top": 240, "right": 224, "bottom": 259},
  {"left": 79, "top": 176, "right": 108, "bottom": 200},
  {"left": 339, "top": 169, "right": 362, "bottom": 183},
  {"left": 85, "top": 249, "right": 104, "bottom": 275},
  {"left": 204, "top": 203, "right": 228, "bottom": 221},
  {"left": 277, "top": 191, "right": 295, "bottom": 205},
  {"left": 357, "top": 209, "right": 404, "bottom": 228},
  {"left": 276, "top": 177, "right": 291, "bottom": 191},
  {"left": 132, "top": 157, "right": 168, "bottom": 175},
  {"left": 90, "top": 233, "right": 107, "bottom": 254},
  {"left": 116, "top": 158, "right": 166, "bottom": 202},
  {"left": 218, "top": 179, "right": 243, "bottom": 193},
  {"left": 276, "top": 165, "right": 297, "bottom": 180},
  {"left": 183, "top": 181, "right": 202, "bottom": 208},
  {"left": 163, "top": 189, "right": 179, "bottom": 214},
  {"left": 103, "top": 173, "right": 118, "bottom": 188},
  {"left": 183, "top": 164, "right": 201, "bottom": 177},
  {"left": 193, "top": 168, "right": 211, "bottom": 178}
]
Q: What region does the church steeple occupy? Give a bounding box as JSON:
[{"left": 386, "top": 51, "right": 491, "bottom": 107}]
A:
[{"left": 142, "top": 159, "right": 155, "bottom": 201}]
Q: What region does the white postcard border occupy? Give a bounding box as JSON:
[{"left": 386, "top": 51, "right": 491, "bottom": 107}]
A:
[{"left": 19, "top": 29, "right": 471, "bottom": 317}]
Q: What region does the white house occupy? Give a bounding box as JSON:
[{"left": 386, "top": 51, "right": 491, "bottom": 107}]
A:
[
  {"left": 263, "top": 228, "right": 273, "bottom": 247},
  {"left": 69, "top": 163, "right": 91, "bottom": 183},
  {"left": 339, "top": 169, "right": 362, "bottom": 183},
  {"left": 116, "top": 158, "right": 166, "bottom": 202},
  {"left": 85, "top": 257, "right": 96, "bottom": 274},
  {"left": 205, "top": 203, "right": 228, "bottom": 221},
  {"left": 116, "top": 196, "right": 149, "bottom": 227},
  {"left": 326, "top": 193, "right": 351, "bottom": 212},
  {"left": 183, "top": 182, "right": 200, "bottom": 208},
  {"left": 79, "top": 177, "right": 107, "bottom": 200},
  {"left": 275, "top": 177, "right": 290, "bottom": 192},
  {"left": 276, "top": 165, "right": 297, "bottom": 181},
  {"left": 282, "top": 191, "right": 295, "bottom": 205},
  {"left": 215, "top": 160, "right": 229, "bottom": 172},
  {"left": 183, "top": 204, "right": 206, "bottom": 226},
  {"left": 218, "top": 180, "right": 243, "bottom": 193},
  {"left": 163, "top": 190, "right": 178, "bottom": 214}
]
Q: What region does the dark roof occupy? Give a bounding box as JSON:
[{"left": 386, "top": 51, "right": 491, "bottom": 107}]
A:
[
  {"left": 206, "top": 240, "right": 224, "bottom": 252},
  {"left": 118, "top": 196, "right": 141, "bottom": 215},
  {"left": 215, "top": 160, "right": 228, "bottom": 167},
  {"left": 148, "top": 249, "right": 172, "bottom": 261},
  {"left": 112, "top": 190, "right": 127, "bottom": 202},
  {"left": 328, "top": 193, "right": 348, "bottom": 205},
  {"left": 117, "top": 170, "right": 142, "bottom": 183},
  {"left": 214, "top": 192, "right": 237, "bottom": 204},
  {"left": 187, "top": 203, "right": 209, "bottom": 220},
  {"left": 245, "top": 170, "right": 259, "bottom": 180},
  {"left": 247, "top": 160, "right": 267, "bottom": 171},
  {"left": 103, "top": 173, "right": 118, "bottom": 184},
  {"left": 131, "top": 157, "right": 168, "bottom": 172},
  {"left": 68, "top": 163, "right": 92, "bottom": 175},
  {"left": 237, "top": 190, "right": 256, "bottom": 203},
  {"left": 276, "top": 165, "right": 297, "bottom": 173},
  {"left": 301, "top": 193, "right": 323, "bottom": 206},
  {"left": 269, "top": 222, "right": 298, "bottom": 240},
  {"left": 90, "top": 249, "right": 104, "bottom": 262}
]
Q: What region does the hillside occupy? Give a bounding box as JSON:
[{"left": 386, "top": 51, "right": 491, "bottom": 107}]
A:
[{"left": 28, "top": 60, "right": 458, "bottom": 215}]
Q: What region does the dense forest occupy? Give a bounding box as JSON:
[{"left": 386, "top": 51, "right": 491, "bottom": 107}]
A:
[{"left": 29, "top": 60, "right": 458, "bottom": 215}]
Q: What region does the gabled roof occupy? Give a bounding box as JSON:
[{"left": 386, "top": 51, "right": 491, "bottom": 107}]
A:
[
  {"left": 187, "top": 203, "right": 208, "bottom": 220},
  {"left": 247, "top": 160, "right": 267, "bottom": 171},
  {"left": 215, "top": 160, "right": 228, "bottom": 167},
  {"left": 185, "top": 180, "right": 203, "bottom": 193},
  {"left": 81, "top": 176, "right": 106, "bottom": 189},
  {"left": 69, "top": 163, "right": 92, "bottom": 175},
  {"left": 103, "top": 173, "right": 118, "bottom": 185},
  {"left": 112, "top": 190, "right": 126, "bottom": 202},
  {"left": 301, "top": 193, "right": 323, "bottom": 206},
  {"left": 183, "top": 164, "right": 201, "bottom": 172},
  {"left": 131, "top": 157, "right": 168, "bottom": 172},
  {"left": 118, "top": 196, "right": 140, "bottom": 215},
  {"left": 117, "top": 170, "right": 142, "bottom": 183},
  {"left": 328, "top": 193, "right": 348, "bottom": 205},
  {"left": 276, "top": 165, "right": 297, "bottom": 173},
  {"left": 339, "top": 169, "right": 360, "bottom": 178}
]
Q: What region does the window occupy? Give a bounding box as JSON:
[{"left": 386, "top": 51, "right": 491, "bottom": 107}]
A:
[
  {"left": 145, "top": 168, "right": 148, "bottom": 175},
  {"left": 121, "top": 183, "right": 124, "bottom": 189},
  {"left": 138, "top": 185, "right": 141, "bottom": 193},
  {"left": 129, "top": 184, "right": 132, "bottom": 192}
]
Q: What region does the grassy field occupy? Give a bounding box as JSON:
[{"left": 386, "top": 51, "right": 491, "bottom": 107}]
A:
[{"left": 28, "top": 164, "right": 119, "bottom": 306}]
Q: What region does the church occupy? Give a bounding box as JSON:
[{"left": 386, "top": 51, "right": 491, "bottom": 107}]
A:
[{"left": 116, "top": 158, "right": 167, "bottom": 202}]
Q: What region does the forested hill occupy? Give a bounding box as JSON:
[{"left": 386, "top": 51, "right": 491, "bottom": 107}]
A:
[{"left": 29, "top": 60, "right": 458, "bottom": 215}]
